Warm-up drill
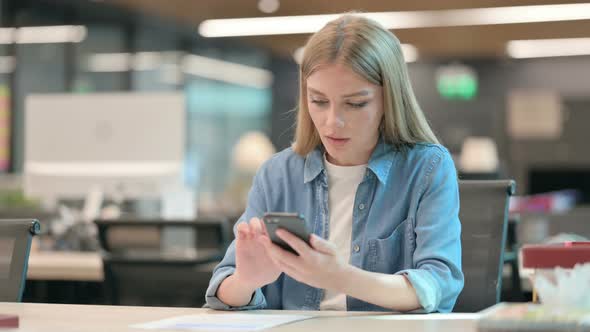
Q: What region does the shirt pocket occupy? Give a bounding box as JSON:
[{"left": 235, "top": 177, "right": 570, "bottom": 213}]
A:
[{"left": 367, "top": 217, "right": 413, "bottom": 273}]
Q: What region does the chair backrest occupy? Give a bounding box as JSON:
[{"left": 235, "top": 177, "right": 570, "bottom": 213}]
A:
[
  {"left": 0, "top": 219, "right": 40, "bottom": 302},
  {"left": 454, "top": 180, "right": 515, "bottom": 313},
  {"left": 95, "top": 218, "right": 231, "bottom": 251},
  {"left": 94, "top": 218, "right": 230, "bottom": 307}
]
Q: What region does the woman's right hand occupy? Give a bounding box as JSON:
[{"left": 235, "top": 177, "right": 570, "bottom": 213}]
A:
[{"left": 233, "top": 217, "right": 282, "bottom": 290}]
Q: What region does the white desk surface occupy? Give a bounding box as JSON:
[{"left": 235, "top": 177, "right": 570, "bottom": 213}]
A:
[{"left": 0, "top": 302, "right": 479, "bottom": 332}]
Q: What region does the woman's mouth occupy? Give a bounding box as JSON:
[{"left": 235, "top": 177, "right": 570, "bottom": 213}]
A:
[{"left": 326, "top": 136, "right": 350, "bottom": 147}]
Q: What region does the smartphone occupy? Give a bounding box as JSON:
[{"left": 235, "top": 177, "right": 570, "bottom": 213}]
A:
[{"left": 262, "top": 212, "right": 312, "bottom": 254}]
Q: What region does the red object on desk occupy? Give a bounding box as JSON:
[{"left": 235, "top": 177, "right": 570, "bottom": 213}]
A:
[
  {"left": 522, "top": 242, "right": 590, "bottom": 269},
  {"left": 0, "top": 314, "right": 19, "bottom": 328}
]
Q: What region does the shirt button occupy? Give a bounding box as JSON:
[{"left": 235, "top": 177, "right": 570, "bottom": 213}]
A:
[
  {"left": 353, "top": 245, "right": 360, "bottom": 253},
  {"left": 358, "top": 203, "right": 365, "bottom": 210}
]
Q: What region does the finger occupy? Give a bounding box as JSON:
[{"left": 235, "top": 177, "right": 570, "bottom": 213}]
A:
[
  {"left": 258, "top": 238, "right": 289, "bottom": 268},
  {"left": 258, "top": 218, "right": 270, "bottom": 237},
  {"left": 272, "top": 251, "right": 300, "bottom": 275},
  {"left": 263, "top": 239, "right": 302, "bottom": 269},
  {"left": 250, "top": 217, "right": 263, "bottom": 236},
  {"left": 254, "top": 235, "right": 281, "bottom": 265},
  {"left": 309, "top": 234, "right": 337, "bottom": 255},
  {"left": 256, "top": 232, "right": 273, "bottom": 249},
  {"left": 276, "top": 229, "right": 312, "bottom": 257},
  {"left": 244, "top": 221, "right": 256, "bottom": 240},
  {"left": 236, "top": 222, "right": 250, "bottom": 239},
  {"left": 256, "top": 232, "right": 273, "bottom": 250}
]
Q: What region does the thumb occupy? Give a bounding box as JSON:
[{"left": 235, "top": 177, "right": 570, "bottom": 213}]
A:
[{"left": 310, "top": 234, "right": 337, "bottom": 255}]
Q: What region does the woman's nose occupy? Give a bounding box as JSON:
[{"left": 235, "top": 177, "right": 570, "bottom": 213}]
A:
[{"left": 325, "top": 107, "right": 345, "bottom": 129}]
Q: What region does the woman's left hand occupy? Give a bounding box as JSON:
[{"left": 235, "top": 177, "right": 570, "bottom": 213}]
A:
[{"left": 258, "top": 229, "right": 350, "bottom": 291}]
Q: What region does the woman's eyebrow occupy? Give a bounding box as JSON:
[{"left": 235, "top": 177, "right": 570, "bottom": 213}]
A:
[
  {"left": 342, "top": 90, "right": 371, "bottom": 98},
  {"left": 308, "top": 87, "right": 371, "bottom": 98},
  {"left": 307, "top": 87, "right": 326, "bottom": 96}
]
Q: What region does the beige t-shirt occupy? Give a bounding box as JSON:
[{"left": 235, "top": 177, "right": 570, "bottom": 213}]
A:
[{"left": 319, "top": 154, "right": 367, "bottom": 311}]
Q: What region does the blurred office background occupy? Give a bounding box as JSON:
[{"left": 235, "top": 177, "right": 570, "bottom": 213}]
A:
[{"left": 0, "top": 0, "right": 589, "bottom": 307}]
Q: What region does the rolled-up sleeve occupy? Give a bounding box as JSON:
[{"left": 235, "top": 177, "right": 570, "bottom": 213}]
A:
[
  {"left": 395, "top": 148, "right": 464, "bottom": 313},
  {"left": 205, "top": 169, "right": 269, "bottom": 310}
]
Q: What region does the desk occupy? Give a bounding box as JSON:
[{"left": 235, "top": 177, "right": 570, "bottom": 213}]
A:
[
  {"left": 0, "top": 302, "right": 478, "bottom": 332},
  {"left": 27, "top": 252, "right": 103, "bottom": 282}
]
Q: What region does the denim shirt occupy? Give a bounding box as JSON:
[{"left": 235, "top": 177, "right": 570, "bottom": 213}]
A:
[{"left": 206, "top": 141, "right": 464, "bottom": 313}]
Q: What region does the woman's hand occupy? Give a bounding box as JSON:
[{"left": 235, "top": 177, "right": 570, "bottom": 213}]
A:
[
  {"left": 233, "top": 217, "right": 282, "bottom": 290},
  {"left": 216, "top": 218, "right": 282, "bottom": 307},
  {"left": 258, "top": 229, "right": 421, "bottom": 312},
  {"left": 259, "top": 229, "right": 350, "bottom": 291}
]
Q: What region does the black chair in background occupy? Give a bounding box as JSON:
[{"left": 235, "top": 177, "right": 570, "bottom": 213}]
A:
[
  {"left": 94, "top": 218, "right": 230, "bottom": 307},
  {"left": 454, "top": 180, "right": 516, "bottom": 312},
  {"left": 0, "top": 219, "right": 40, "bottom": 302}
]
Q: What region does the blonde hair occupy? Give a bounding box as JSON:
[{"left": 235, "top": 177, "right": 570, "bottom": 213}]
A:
[{"left": 293, "top": 14, "right": 439, "bottom": 156}]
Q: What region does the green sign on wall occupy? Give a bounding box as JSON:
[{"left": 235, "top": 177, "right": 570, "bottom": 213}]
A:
[{"left": 436, "top": 64, "right": 478, "bottom": 100}]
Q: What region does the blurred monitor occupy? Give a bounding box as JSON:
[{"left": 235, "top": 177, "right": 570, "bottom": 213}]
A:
[
  {"left": 24, "top": 92, "right": 185, "bottom": 201},
  {"left": 529, "top": 168, "right": 590, "bottom": 204}
]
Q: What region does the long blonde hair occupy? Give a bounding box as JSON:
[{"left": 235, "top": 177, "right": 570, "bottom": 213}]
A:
[{"left": 293, "top": 14, "right": 439, "bottom": 156}]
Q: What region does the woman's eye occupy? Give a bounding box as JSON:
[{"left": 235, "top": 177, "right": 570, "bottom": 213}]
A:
[
  {"left": 347, "top": 101, "right": 368, "bottom": 108},
  {"left": 311, "top": 100, "right": 328, "bottom": 106}
]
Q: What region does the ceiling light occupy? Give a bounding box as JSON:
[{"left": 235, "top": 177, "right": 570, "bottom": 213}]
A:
[
  {"left": 85, "top": 53, "right": 131, "bottom": 72},
  {"left": 200, "top": 14, "right": 339, "bottom": 37},
  {"left": 85, "top": 52, "right": 180, "bottom": 72},
  {"left": 199, "top": 3, "right": 590, "bottom": 37},
  {"left": 401, "top": 44, "right": 418, "bottom": 63},
  {"left": 258, "top": 0, "right": 280, "bottom": 14},
  {"left": 507, "top": 38, "right": 590, "bottom": 58},
  {"left": 133, "top": 52, "right": 163, "bottom": 71},
  {"left": 292, "top": 46, "right": 305, "bottom": 64},
  {"left": 182, "top": 54, "right": 273, "bottom": 89},
  {"left": 17, "top": 26, "right": 86, "bottom": 44},
  {"left": 82, "top": 51, "right": 274, "bottom": 88},
  {"left": 0, "top": 25, "right": 87, "bottom": 44}
]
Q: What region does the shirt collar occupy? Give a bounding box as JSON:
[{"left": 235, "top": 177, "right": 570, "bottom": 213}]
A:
[{"left": 303, "top": 138, "right": 395, "bottom": 184}]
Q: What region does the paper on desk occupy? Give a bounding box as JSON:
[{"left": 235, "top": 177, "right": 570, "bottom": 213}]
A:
[{"left": 131, "top": 313, "right": 312, "bottom": 331}]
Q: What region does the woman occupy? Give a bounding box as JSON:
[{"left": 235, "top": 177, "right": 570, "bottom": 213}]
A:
[{"left": 206, "top": 14, "right": 463, "bottom": 313}]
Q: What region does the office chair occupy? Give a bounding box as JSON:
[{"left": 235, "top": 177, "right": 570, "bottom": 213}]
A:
[
  {"left": 454, "top": 180, "right": 516, "bottom": 312},
  {"left": 94, "top": 218, "right": 230, "bottom": 307},
  {"left": 0, "top": 219, "right": 40, "bottom": 302}
]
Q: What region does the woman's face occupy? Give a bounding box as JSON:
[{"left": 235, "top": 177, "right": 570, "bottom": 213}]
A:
[{"left": 306, "top": 63, "right": 384, "bottom": 166}]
